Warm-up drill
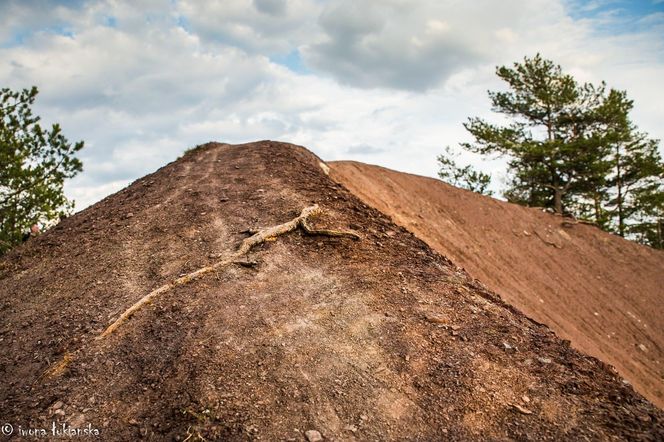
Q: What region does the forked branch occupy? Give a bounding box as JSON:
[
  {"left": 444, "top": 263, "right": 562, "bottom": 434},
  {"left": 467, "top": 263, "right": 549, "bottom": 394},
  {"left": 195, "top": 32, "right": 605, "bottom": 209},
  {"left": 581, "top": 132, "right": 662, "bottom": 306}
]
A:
[{"left": 99, "top": 205, "right": 358, "bottom": 338}]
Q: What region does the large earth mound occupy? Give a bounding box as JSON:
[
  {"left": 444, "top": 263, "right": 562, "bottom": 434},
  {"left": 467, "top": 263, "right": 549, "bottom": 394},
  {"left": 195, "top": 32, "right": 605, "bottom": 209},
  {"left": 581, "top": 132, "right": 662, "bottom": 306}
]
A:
[
  {"left": 1, "top": 141, "right": 662, "bottom": 440},
  {"left": 330, "top": 160, "right": 664, "bottom": 410}
]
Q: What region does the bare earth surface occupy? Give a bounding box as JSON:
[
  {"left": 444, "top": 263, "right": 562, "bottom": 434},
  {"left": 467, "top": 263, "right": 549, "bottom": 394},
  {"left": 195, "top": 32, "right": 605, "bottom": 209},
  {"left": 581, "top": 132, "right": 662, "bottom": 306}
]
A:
[
  {"left": 0, "top": 142, "right": 662, "bottom": 441},
  {"left": 330, "top": 160, "right": 664, "bottom": 411}
]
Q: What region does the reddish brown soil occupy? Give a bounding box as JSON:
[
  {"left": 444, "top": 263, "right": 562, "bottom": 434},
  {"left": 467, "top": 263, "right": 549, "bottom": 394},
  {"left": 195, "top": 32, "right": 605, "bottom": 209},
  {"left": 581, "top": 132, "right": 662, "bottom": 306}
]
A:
[
  {"left": 330, "top": 160, "right": 664, "bottom": 411},
  {"left": 0, "top": 142, "right": 662, "bottom": 441}
]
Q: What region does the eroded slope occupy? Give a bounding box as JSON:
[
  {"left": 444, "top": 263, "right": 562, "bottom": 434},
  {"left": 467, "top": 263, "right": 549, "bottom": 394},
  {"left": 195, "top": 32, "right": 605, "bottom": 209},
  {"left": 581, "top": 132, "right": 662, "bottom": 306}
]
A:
[
  {"left": 330, "top": 160, "right": 664, "bottom": 410},
  {"left": 0, "top": 142, "right": 662, "bottom": 441}
]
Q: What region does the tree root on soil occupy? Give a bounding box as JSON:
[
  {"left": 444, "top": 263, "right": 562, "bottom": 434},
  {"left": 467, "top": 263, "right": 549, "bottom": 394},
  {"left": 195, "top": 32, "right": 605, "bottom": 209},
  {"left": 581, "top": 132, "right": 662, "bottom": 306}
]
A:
[
  {"left": 98, "top": 204, "right": 359, "bottom": 339},
  {"left": 38, "top": 352, "right": 73, "bottom": 382},
  {"left": 534, "top": 230, "right": 563, "bottom": 249}
]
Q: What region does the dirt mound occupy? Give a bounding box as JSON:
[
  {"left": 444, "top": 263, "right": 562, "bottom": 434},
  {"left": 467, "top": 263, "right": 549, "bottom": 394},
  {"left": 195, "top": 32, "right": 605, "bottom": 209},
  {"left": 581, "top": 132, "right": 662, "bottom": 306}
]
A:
[
  {"left": 1, "top": 142, "right": 662, "bottom": 441},
  {"left": 330, "top": 160, "right": 664, "bottom": 411}
]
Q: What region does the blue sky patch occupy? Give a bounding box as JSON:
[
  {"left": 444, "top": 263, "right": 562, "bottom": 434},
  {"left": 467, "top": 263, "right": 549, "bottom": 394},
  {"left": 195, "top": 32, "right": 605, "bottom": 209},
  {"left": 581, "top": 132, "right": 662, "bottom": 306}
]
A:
[
  {"left": 49, "top": 24, "right": 75, "bottom": 38},
  {"left": 568, "top": 0, "right": 664, "bottom": 33},
  {"left": 176, "top": 15, "right": 191, "bottom": 33},
  {"left": 1, "top": 30, "right": 30, "bottom": 48},
  {"left": 1, "top": 25, "right": 74, "bottom": 48},
  {"left": 103, "top": 16, "right": 117, "bottom": 28},
  {"left": 270, "top": 49, "right": 309, "bottom": 74}
]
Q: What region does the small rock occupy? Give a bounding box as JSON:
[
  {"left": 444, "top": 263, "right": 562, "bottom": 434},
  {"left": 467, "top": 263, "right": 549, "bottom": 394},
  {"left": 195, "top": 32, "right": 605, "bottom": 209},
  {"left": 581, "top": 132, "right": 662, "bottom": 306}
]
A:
[
  {"left": 51, "top": 400, "right": 64, "bottom": 410},
  {"left": 237, "top": 260, "right": 258, "bottom": 268},
  {"left": 69, "top": 414, "right": 85, "bottom": 427},
  {"left": 502, "top": 342, "right": 515, "bottom": 352},
  {"left": 638, "top": 344, "right": 647, "bottom": 352},
  {"left": 538, "top": 357, "right": 552, "bottom": 364},
  {"left": 305, "top": 430, "right": 323, "bottom": 441},
  {"left": 220, "top": 197, "right": 229, "bottom": 202},
  {"left": 343, "top": 424, "right": 357, "bottom": 433},
  {"left": 511, "top": 404, "right": 533, "bottom": 415},
  {"left": 246, "top": 425, "right": 258, "bottom": 434},
  {"left": 424, "top": 313, "right": 449, "bottom": 325},
  {"left": 54, "top": 409, "right": 65, "bottom": 416},
  {"left": 125, "top": 212, "right": 134, "bottom": 219},
  {"left": 522, "top": 395, "right": 530, "bottom": 403}
]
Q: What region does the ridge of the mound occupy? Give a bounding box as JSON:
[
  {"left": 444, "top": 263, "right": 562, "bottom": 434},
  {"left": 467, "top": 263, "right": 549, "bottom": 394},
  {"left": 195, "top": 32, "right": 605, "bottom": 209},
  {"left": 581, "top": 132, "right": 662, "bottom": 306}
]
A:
[
  {"left": 330, "top": 159, "right": 664, "bottom": 410},
  {"left": 1, "top": 141, "right": 663, "bottom": 440}
]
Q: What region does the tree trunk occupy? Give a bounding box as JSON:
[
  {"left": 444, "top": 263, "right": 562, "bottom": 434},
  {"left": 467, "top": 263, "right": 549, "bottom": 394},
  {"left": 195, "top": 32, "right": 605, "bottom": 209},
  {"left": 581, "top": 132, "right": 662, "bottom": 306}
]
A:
[
  {"left": 593, "top": 193, "right": 603, "bottom": 225},
  {"left": 554, "top": 188, "right": 563, "bottom": 214},
  {"left": 616, "top": 145, "right": 625, "bottom": 236}
]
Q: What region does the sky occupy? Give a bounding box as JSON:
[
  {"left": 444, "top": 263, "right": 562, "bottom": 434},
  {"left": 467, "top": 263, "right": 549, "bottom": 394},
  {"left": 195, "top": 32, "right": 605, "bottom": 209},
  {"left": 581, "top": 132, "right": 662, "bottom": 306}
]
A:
[{"left": 1, "top": 0, "right": 663, "bottom": 210}]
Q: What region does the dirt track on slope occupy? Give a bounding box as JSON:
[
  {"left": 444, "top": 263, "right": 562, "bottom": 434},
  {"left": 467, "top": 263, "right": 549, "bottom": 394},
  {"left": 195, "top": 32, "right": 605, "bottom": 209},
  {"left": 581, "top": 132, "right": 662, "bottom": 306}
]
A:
[
  {"left": 0, "top": 142, "right": 662, "bottom": 441},
  {"left": 330, "top": 160, "right": 664, "bottom": 410}
]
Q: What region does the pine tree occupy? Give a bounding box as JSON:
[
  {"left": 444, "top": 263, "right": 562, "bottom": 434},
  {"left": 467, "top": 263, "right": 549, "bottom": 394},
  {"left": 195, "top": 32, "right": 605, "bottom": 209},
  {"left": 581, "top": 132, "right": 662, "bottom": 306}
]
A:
[
  {"left": 456, "top": 55, "right": 664, "bottom": 248},
  {"left": 594, "top": 90, "right": 664, "bottom": 238},
  {"left": 630, "top": 188, "right": 663, "bottom": 249},
  {"left": 0, "top": 86, "right": 84, "bottom": 255},
  {"left": 461, "top": 54, "right": 613, "bottom": 215},
  {"left": 437, "top": 146, "right": 492, "bottom": 195}
]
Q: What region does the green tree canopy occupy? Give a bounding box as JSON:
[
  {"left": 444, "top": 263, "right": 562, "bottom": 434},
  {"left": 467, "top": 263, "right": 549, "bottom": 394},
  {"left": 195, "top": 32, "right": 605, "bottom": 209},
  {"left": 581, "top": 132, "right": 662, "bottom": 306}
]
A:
[
  {"left": 454, "top": 54, "right": 663, "bottom": 248},
  {"left": 461, "top": 54, "right": 615, "bottom": 214},
  {"left": 598, "top": 90, "right": 664, "bottom": 239},
  {"left": 1, "top": 86, "right": 84, "bottom": 254},
  {"left": 437, "top": 146, "right": 492, "bottom": 195}
]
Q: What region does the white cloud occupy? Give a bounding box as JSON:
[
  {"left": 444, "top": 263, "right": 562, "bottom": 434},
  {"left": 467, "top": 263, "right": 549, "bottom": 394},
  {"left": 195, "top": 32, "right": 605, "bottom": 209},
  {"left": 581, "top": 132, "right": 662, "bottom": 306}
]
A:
[
  {"left": 175, "top": 0, "right": 321, "bottom": 55},
  {"left": 302, "top": 0, "right": 587, "bottom": 91},
  {"left": 0, "top": 0, "right": 662, "bottom": 209}
]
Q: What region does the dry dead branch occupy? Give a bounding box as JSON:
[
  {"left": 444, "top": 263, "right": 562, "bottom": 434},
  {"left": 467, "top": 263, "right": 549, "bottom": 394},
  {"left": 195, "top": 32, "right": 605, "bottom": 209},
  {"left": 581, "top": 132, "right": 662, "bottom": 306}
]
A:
[{"left": 99, "top": 205, "right": 358, "bottom": 338}]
